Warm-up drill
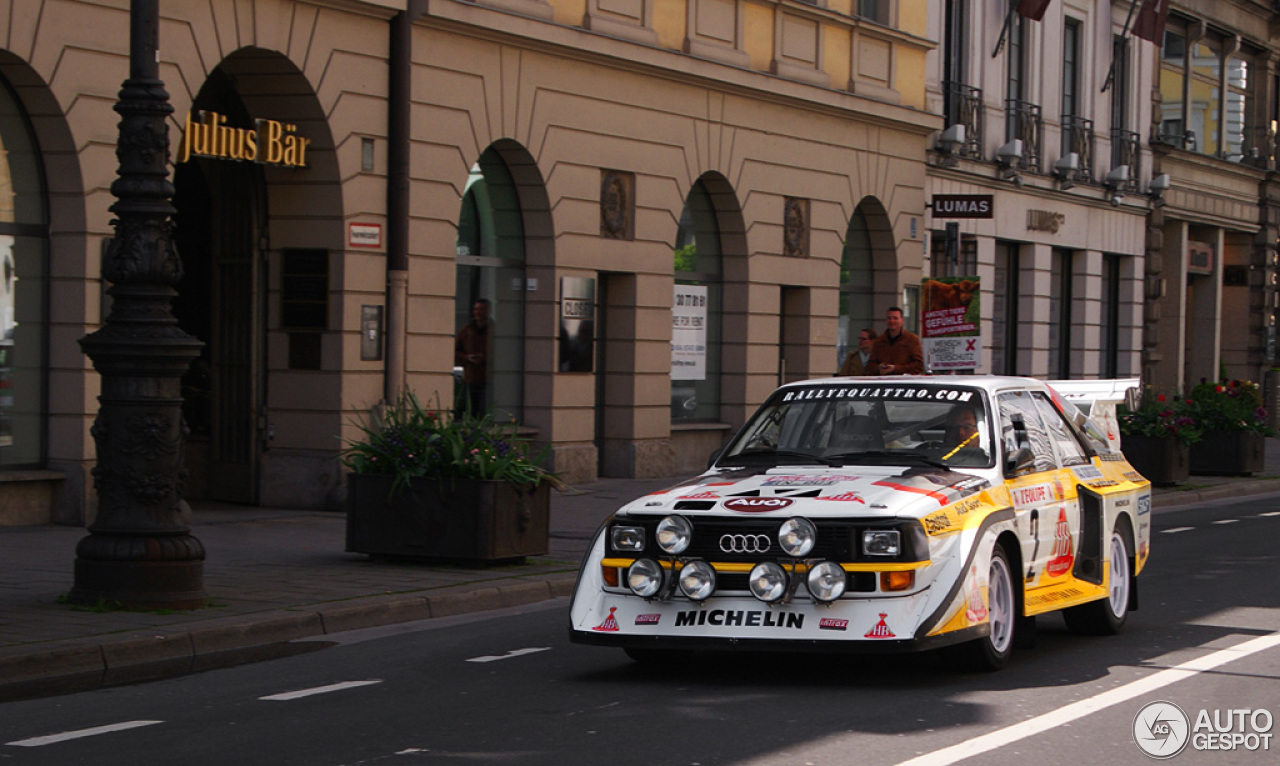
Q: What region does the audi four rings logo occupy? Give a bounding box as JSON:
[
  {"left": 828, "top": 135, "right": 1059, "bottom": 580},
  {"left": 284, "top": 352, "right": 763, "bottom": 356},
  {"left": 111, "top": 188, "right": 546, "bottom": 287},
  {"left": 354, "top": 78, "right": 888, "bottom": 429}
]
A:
[
  {"left": 722, "top": 497, "right": 794, "bottom": 513},
  {"left": 720, "top": 534, "right": 771, "bottom": 554}
]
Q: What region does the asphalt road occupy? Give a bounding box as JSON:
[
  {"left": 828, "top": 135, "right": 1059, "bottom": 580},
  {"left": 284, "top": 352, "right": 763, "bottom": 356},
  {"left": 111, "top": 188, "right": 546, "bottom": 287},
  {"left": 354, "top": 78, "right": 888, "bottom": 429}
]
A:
[{"left": 1, "top": 495, "right": 1278, "bottom": 766}]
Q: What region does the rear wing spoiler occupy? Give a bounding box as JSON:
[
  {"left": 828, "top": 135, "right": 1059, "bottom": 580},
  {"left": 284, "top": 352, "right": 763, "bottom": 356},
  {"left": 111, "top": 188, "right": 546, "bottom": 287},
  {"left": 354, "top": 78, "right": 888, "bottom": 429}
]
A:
[{"left": 1046, "top": 378, "right": 1141, "bottom": 453}]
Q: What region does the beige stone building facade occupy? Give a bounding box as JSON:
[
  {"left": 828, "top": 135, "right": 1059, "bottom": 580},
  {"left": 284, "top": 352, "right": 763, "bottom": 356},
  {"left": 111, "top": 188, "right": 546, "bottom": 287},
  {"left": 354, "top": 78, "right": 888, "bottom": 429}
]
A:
[
  {"left": 924, "top": 0, "right": 1159, "bottom": 381},
  {"left": 0, "top": 0, "right": 940, "bottom": 525},
  {"left": 1144, "top": 0, "right": 1280, "bottom": 398}
]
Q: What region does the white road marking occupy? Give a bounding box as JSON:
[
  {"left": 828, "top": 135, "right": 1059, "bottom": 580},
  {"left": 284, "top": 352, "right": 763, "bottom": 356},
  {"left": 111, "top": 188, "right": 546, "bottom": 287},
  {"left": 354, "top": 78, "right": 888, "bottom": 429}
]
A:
[
  {"left": 1260, "top": 512, "right": 1280, "bottom": 517},
  {"left": 259, "top": 679, "right": 382, "bottom": 701},
  {"left": 1162, "top": 526, "right": 1195, "bottom": 533},
  {"left": 1212, "top": 519, "right": 1240, "bottom": 525},
  {"left": 466, "top": 647, "right": 551, "bottom": 663},
  {"left": 895, "top": 631, "right": 1280, "bottom": 766},
  {"left": 6, "top": 720, "right": 163, "bottom": 747}
]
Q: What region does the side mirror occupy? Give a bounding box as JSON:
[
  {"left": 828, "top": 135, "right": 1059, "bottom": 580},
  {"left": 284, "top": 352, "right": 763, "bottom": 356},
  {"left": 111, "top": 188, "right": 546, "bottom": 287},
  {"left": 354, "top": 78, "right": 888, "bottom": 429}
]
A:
[
  {"left": 1004, "top": 413, "right": 1036, "bottom": 476},
  {"left": 707, "top": 449, "right": 723, "bottom": 470},
  {"left": 1005, "top": 446, "right": 1036, "bottom": 476}
]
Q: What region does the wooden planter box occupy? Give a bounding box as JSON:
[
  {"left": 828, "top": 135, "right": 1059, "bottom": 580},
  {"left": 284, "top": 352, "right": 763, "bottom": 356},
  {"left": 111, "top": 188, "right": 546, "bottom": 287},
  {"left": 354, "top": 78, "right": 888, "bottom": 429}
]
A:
[
  {"left": 345, "top": 474, "right": 550, "bottom": 563},
  {"left": 1190, "top": 430, "right": 1265, "bottom": 476},
  {"left": 1121, "top": 434, "right": 1189, "bottom": 486}
]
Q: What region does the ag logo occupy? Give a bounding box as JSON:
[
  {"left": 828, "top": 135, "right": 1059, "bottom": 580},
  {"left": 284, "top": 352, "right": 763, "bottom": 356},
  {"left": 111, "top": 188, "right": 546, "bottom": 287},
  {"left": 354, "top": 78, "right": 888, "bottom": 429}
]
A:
[{"left": 1133, "top": 700, "right": 1190, "bottom": 759}]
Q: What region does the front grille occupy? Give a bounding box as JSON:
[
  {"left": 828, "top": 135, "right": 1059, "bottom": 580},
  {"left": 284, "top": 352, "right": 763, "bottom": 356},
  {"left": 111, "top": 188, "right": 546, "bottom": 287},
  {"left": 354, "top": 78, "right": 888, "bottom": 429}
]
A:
[{"left": 682, "top": 519, "right": 856, "bottom": 562}]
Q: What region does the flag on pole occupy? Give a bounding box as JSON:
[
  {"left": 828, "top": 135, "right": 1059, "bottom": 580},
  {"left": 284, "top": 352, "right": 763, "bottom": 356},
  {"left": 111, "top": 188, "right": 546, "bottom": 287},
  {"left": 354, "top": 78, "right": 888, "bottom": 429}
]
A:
[
  {"left": 1132, "top": 0, "right": 1170, "bottom": 44},
  {"left": 1016, "top": 0, "right": 1052, "bottom": 21}
]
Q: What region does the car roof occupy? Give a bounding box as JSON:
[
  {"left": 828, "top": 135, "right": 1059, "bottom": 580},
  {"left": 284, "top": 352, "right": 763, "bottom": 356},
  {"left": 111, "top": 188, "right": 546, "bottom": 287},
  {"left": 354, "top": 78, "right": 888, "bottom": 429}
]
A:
[{"left": 779, "top": 375, "right": 1049, "bottom": 394}]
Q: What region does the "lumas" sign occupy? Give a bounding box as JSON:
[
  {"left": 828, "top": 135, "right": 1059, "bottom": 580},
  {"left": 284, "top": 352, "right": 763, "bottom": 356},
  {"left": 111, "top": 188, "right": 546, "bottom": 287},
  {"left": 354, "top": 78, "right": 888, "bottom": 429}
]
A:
[{"left": 177, "top": 110, "right": 311, "bottom": 168}]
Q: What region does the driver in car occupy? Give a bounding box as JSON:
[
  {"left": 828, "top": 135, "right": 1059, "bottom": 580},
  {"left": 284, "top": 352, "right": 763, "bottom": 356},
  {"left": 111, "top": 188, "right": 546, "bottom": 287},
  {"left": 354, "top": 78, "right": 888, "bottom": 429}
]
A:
[{"left": 941, "top": 404, "right": 986, "bottom": 463}]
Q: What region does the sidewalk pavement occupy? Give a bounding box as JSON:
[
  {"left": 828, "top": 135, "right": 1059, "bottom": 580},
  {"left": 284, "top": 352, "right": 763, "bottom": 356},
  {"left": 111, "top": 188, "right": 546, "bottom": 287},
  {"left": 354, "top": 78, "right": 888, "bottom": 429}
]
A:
[{"left": 5, "top": 443, "right": 1280, "bottom": 702}]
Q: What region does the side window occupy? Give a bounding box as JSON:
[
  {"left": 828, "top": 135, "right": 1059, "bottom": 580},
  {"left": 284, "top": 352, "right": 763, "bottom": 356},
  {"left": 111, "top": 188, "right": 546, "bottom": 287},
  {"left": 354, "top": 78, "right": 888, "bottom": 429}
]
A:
[
  {"left": 1032, "top": 393, "right": 1090, "bottom": 466},
  {"left": 997, "top": 391, "right": 1058, "bottom": 474}
]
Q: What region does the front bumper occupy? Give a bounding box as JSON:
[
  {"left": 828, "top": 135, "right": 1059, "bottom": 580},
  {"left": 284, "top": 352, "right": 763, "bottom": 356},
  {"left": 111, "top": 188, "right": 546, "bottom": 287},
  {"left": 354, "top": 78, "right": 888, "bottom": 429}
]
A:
[{"left": 568, "top": 588, "right": 985, "bottom": 654}]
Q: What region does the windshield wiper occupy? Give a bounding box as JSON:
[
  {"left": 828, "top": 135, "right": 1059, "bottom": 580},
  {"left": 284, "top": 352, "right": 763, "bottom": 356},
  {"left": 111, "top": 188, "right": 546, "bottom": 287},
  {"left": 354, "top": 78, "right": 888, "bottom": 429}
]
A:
[
  {"left": 823, "top": 450, "right": 949, "bottom": 469},
  {"left": 719, "top": 449, "right": 838, "bottom": 467}
]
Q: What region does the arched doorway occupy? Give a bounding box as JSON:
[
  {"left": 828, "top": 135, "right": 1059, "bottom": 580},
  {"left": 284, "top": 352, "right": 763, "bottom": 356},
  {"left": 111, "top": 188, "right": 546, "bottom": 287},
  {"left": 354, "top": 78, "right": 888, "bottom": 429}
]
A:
[
  {"left": 173, "top": 68, "right": 268, "bottom": 504},
  {"left": 0, "top": 72, "right": 48, "bottom": 471},
  {"left": 839, "top": 198, "right": 897, "bottom": 368},
  {"left": 454, "top": 143, "right": 528, "bottom": 423},
  {"left": 671, "top": 178, "right": 723, "bottom": 423}
]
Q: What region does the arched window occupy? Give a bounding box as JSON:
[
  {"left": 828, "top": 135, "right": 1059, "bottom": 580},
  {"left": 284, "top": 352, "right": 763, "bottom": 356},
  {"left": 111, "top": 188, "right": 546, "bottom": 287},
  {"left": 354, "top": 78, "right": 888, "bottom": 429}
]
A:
[
  {"left": 455, "top": 147, "right": 525, "bottom": 422},
  {"left": 0, "top": 76, "right": 47, "bottom": 469},
  {"left": 672, "top": 180, "right": 721, "bottom": 422},
  {"left": 838, "top": 207, "right": 875, "bottom": 369}
]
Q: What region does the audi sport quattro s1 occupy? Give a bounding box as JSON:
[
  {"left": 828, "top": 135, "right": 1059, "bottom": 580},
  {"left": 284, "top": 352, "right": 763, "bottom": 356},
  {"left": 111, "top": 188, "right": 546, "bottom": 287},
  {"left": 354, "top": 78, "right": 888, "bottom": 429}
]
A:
[{"left": 568, "top": 376, "right": 1151, "bottom": 670}]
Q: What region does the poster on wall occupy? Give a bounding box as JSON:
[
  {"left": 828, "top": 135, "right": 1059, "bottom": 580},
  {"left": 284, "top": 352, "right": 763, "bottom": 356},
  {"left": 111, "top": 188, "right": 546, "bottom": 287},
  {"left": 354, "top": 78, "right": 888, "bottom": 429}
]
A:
[
  {"left": 921, "top": 276, "right": 981, "bottom": 371},
  {"left": 672, "top": 285, "right": 707, "bottom": 381},
  {"left": 559, "top": 277, "right": 595, "bottom": 372}
]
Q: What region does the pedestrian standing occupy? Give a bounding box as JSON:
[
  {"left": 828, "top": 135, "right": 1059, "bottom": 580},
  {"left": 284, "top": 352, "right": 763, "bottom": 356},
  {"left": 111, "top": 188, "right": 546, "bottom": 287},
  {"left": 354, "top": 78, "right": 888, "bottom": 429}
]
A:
[
  {"left": 454, "top": 298, "right": 491, "bottom": 415},
  {"left": 868, "top": 306, "right": 924, "bottom": 375}
]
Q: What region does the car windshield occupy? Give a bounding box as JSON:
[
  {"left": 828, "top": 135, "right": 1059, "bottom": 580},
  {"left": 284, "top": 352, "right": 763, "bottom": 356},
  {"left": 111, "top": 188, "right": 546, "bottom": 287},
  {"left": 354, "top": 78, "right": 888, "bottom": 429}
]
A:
[{"left": 720, "top": 382, "right": 994, "bottom": 469}]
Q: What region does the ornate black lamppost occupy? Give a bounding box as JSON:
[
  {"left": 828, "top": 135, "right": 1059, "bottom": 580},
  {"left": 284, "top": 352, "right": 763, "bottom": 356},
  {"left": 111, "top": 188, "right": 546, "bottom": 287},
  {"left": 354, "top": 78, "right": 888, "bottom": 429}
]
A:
[{"left": 73, "top": 0, "right": 206, "bottom": 608}]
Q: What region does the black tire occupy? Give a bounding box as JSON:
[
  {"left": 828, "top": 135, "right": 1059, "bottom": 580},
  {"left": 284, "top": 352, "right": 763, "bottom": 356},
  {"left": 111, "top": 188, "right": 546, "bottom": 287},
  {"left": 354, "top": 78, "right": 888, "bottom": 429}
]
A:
[
  {"left": 946, "top": 544, "right": 1016, "bottom": 672},
  {"left": 1063, "top": 528, "right": 1132, "bottom": 635}
]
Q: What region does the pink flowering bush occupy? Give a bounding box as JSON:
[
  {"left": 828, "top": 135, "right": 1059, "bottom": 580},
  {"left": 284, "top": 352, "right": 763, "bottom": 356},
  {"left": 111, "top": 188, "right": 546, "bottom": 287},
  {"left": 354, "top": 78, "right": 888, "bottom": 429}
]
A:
[
  {"left": 1118, "top": 389, "right": 1202, "bottom": 446},
  {"left": 1186, "top": 379, "right": 1275, "bottom": 436}
]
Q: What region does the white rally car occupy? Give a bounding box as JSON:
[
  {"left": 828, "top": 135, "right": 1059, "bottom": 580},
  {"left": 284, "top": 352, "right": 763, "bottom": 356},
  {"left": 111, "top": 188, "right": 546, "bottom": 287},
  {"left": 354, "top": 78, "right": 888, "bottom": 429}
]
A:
[{"left": 569, "top": 376, "right": 1151, "bottom": 670}]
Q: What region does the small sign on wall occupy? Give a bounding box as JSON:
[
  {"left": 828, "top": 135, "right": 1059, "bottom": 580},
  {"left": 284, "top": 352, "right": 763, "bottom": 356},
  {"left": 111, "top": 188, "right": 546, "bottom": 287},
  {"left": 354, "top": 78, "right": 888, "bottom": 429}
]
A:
[
  {"left": 348, "top": 222, "right": 382, "bottom": 249},
  {"left": 559, "top": 277, "right": 595, "bottom": 372},
  {"left": 1187, "top": 240, "right": 1214, "bottom": 275}
]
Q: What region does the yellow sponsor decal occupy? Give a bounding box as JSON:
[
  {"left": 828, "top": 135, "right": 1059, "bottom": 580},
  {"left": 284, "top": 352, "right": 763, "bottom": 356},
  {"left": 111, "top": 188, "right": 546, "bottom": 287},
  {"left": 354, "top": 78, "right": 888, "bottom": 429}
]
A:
[
  {"left": 921, "top": 490, "right": 1002, "bottom": 537},
  {"left": 1023, "top": 566, "right": 1110, "bottom": 615}
]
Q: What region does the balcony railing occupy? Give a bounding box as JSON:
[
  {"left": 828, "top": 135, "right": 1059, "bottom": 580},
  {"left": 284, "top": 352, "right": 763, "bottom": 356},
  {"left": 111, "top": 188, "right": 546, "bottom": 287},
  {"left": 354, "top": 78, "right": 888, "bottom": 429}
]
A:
[
  {"left": 1005, "top": 99, "right": 1043, "bottom": 172},
  {"left": 1110, "top": 128, "right": 1141, "bottom": 192},
  {"left": 943, "top": 81, "right": 983, "bottom": 158},
  {"left": 1062, "top": 116, "right": 1095, "bottom": 182}
]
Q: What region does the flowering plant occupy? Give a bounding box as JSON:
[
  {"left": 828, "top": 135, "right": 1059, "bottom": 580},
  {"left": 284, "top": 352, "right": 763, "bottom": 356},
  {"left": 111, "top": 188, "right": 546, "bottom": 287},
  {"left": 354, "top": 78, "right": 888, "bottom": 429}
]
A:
[
  {"left": 340, "top": 391, "right": 563, "bottom": 492},
  {"left": 1185, "top": 379, "right": 1275, "bottom": 436},
  {"left": 1117, "top": 390, "right": 1202, "bottom": 446}
]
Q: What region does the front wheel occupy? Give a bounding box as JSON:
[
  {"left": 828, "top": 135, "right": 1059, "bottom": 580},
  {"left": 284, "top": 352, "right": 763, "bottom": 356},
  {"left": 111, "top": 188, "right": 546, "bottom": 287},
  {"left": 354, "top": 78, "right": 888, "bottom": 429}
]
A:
[
  {"left": 1064, "top": 529, "right": 1132, "bottom": 635},
  {"left": 946, "top": 544, "right": 1016, "bottom": 672}
]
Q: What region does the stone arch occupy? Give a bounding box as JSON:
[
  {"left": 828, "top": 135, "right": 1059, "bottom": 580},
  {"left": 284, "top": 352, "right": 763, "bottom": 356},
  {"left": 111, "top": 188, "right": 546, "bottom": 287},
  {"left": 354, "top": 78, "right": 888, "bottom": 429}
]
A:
[
  {"left": 683, "top": 171, "right": 750, "bottom": 432},
  {"left": 172, "top": 47, "right": 344, "bottom": 507},
  {"left": 0, "top": 52, "right": 91, "bottom": 520},
  {"left": 452, "top": 138, "right": 554, "bottom": 430}
]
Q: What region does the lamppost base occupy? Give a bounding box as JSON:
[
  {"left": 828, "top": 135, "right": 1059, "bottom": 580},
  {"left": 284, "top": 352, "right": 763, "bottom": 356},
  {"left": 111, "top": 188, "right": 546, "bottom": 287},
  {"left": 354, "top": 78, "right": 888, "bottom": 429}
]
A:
[{"left": 70, "top": 533, "right": 207, "bottom": 610}]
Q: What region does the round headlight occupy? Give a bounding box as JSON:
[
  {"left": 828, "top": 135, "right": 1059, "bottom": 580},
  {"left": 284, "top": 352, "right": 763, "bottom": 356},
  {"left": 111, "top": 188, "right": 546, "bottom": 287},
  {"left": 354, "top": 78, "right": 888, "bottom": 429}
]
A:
[
  {"left": 627, "top": 558, "right": 664, "bottom": 598},
  {"left": 748, "top": 561, "right": 789, "bottom": 603},
  {"left": 778, "top": 517, "right": 817, "bottom": 557},
  {"left": 806, "top": 561, "right": 847, "bottom": 602},
  {"left": 677, "top": 560, "right": 716, "bottom": 601},
  {"left": 656, "top": 515, "right": 693, "bottom": 555}
]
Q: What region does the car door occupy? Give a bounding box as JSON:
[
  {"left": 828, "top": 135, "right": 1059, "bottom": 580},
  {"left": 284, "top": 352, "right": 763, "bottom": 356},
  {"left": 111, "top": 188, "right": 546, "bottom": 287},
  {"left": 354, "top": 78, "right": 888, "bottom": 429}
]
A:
[{"left": 998, "top": 390, "right": 1080, "bottom": 591}]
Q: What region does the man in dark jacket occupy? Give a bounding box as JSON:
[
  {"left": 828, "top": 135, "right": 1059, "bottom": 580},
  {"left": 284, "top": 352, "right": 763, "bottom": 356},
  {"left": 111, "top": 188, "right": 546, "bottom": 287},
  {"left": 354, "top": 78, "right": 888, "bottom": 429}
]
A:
[
  {"left": 454, "top": 299, "right": 491, "bottom": 415},
  {"left": 868, "top": 306, "right": 924, "bottom": 375}
]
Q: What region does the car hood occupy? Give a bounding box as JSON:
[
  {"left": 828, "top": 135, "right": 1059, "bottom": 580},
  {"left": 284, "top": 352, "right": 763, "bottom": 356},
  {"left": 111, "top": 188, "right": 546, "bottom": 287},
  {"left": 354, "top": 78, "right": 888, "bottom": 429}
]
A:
[{"left": 619, "top": 464, "right": 994, "bottom": 521}]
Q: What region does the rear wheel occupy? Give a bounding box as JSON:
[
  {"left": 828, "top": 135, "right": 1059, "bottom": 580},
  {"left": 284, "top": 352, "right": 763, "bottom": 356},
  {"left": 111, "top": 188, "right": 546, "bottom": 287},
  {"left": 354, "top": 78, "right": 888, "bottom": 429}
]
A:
[
  {"left": 1064, "top": 529, "right": 1131, "bottom": 635},
  {"left": 947, "top": 544, "right": 1015, "bottom": 672}
]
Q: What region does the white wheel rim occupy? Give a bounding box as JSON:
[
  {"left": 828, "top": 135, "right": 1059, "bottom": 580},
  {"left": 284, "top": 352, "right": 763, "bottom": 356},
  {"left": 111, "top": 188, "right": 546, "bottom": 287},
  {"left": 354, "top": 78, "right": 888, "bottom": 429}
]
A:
[
  {"left": 1108, "top": 532, "right": 1130, "bottom": 618},
  {"left": 988, "top": 555, "right": 1014, "bottom": 654}
]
